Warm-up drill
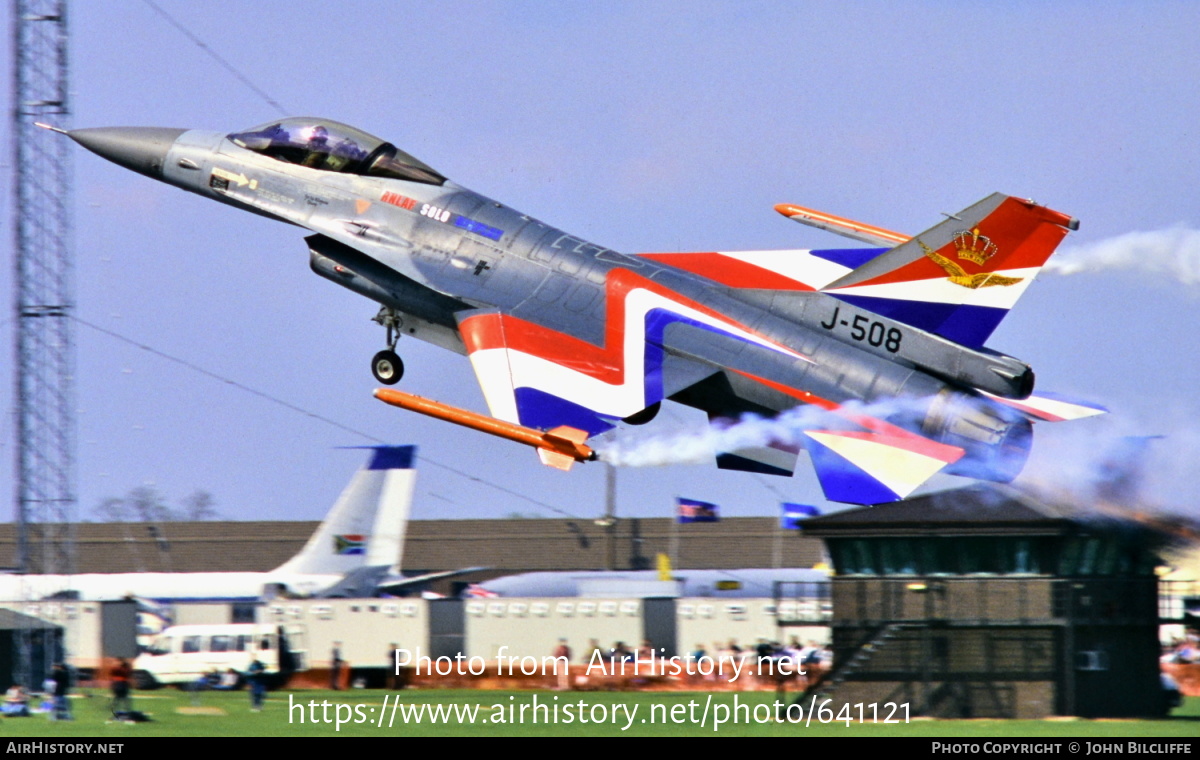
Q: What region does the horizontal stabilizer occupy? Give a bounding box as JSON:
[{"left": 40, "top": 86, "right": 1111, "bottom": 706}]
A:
[
  {"left": 804, "top": 428, "right": 964, "bottom": 505},
  {"left": 984, "top": 391, "right": 1108, "bottom": 422}
]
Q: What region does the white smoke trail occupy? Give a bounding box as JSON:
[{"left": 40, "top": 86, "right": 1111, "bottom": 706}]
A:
[
  {"left": 595, "top": 396, "right": 932, "bottom": 467},
  {"left": 1045, "top": 227, "right": 1200, "bottom": 283},
  {"left": 597, "top": 410, "right": 800, "bottom": 468}
]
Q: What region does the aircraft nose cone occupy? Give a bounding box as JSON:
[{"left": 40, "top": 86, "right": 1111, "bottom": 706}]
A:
[{"left": 68, "top": 126, "right": 187, "bottom": 178}]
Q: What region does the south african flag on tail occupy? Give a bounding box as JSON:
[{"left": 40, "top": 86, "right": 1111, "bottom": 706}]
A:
[{"left": 334, "top": 534, "right": 366, "bottom": 555}]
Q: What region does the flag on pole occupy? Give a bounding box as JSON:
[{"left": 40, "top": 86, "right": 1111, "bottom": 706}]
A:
[
  {"left": 781, "top": 503, "right": 820, "bottom": 529},
  {"left": 677, "top": 497, "right": 720, "bottom": 523}
]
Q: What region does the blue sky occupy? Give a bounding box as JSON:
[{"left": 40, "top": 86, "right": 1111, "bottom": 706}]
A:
[{"left": 2, "top": 1, "right": 1198, "bottom": 523}]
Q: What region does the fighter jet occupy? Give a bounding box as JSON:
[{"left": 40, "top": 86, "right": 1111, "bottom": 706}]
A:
[{"left": 57, "top": 118, "right": 1104, "bottom": 505}]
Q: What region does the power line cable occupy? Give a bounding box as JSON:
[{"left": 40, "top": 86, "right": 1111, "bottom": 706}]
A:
[
  {"left": 74, "top": 315, "right": 380, "bottom": 442},
  {"left": 751, "top": 473, "right": 792, "bottom": 502},
  {"left": 418, "top": 457, "right": 580, "bottom": 520},
  {"left": 140, "top": 0, "right": 288, "bottom": 116},
  {"left": 72, "top": 315, "right": 581, "bottom": 519}
]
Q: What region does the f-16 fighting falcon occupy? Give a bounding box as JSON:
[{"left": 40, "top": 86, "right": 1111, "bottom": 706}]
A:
[{"left": 52, "top": 118, "right": 1104, "bottom": 505}]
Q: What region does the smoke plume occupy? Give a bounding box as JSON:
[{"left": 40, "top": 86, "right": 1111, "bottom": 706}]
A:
[
  {"left": 1014, "top": 414, "right": 1200, "bottom": 517},
  {"left": 595, "top": 396, "right": 932, "bottom": 468},
  {"left": 1044, "top": 227, "right": 1200, "bottom": 283},
  {"left": 599, "top": 393, "right": 1198, "bottom": 518}
]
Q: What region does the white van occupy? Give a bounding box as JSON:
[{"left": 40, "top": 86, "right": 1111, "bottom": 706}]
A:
[{"left": 132, "top": 624, "right": 306, "bottom": 689}]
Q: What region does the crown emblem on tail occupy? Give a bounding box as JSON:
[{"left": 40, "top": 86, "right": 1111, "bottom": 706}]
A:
[
  {"left": 918, "top": 237, "right": 1023, "bottom": 289},
  {"left": 952, "top": 228, "right": 999, "bottom": 265}
]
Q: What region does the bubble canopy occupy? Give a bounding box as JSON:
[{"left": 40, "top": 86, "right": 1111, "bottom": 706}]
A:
[{"left": 228, "top": 118, "right": 445, "bottom": 185}]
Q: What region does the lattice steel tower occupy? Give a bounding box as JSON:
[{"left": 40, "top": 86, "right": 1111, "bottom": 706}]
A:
[{"left": 12, "top": 3, "right": 73, "bottom": 580}]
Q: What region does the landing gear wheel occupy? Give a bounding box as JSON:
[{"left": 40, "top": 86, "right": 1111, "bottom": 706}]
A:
[{"left": 372, "top": 350, "right": 404, "bottom": 385}]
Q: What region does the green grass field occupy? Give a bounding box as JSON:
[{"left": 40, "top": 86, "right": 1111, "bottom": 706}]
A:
[{"left": 1, "top": 689, "right": 1195, "bottom": 738}]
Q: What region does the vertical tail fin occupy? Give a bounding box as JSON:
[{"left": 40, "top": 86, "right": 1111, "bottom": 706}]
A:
[
  {"left": 270, "top": 446, "right": 416, "bottom": 576},
  {"left": 822, "top": 194, "right": 1078, "bottom": 348}
]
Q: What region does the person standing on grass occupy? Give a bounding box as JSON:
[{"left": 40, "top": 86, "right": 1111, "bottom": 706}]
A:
[
  {"left": 110, "top": 659, "right": 132, "bottom": 717},
  {"left": 247, "top": 657, "right": 267, "bottom": 712},
  {"left": 330, "top": 641, "right": 344, "bottom": 690},
  {"left": 51, "top": 662, "right": 71, "bottom": 721}
]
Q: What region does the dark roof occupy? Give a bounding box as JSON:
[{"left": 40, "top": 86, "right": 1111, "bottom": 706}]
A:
[
  {"left": 799, "top": 484, "right": 1189, "bottom": 547},
  {"left": 0, "top": 609, "right": 61, "bottom": 631},
  {"left": 800, "top": 484, "right": 1080, "bottom": 537},
  {"left": 0, "top": 521, "right": 319, "bottom": 574},
  {"left": 0, "top": 517, "right": 827, "bottom": 575},
  {"left": 403, "top": 517, "right": 826, "bottom": 573}
]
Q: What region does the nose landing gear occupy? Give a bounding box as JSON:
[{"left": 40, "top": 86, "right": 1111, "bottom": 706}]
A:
[{"left": 371, "top": 307, "right": 404, "bottom": 385}]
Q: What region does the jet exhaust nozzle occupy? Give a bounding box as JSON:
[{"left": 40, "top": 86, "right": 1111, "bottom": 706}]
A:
[{"left": 918, "top": 391, "right": 1034, "bottom": 483}]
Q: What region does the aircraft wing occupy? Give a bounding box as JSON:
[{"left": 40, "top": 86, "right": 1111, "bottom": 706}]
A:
[
  {"left": 452, "top": 265, "right": 962, "bottom": 503},
  {"left": 455, "top": 268, "right": 807, "bottom": 436},
  {"left": 636, "top": 247, "right": 885, "bottom": 291}
]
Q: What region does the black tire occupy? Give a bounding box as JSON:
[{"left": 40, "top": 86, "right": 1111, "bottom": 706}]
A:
[
  {"left": 623, "top": 401, "right": 660, "bottom": 426},
  {"left": 132, "top": 670, "right": 158, "bottom": 690},
  {"left": 372, "top": 350, "right": 404, "bottom": 385}
]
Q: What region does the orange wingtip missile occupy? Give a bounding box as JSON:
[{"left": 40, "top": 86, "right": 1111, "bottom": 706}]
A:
[
  {"left": 774, "top": 203, "right": 909, "bottom": 247},
  {"left": 373, "top": 388, "right": 597, "bottom": 471}
]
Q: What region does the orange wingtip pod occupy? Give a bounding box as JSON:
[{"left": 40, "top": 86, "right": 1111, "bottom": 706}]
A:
[
  {"left": 372, "top": 388, "right": 595, "bottom": 469},
  {"left": 774, "top": 203, "right": 909, "bottom": 246}
]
